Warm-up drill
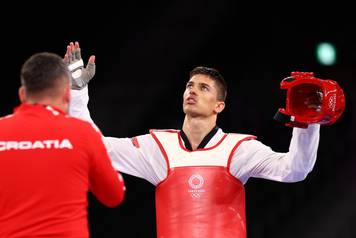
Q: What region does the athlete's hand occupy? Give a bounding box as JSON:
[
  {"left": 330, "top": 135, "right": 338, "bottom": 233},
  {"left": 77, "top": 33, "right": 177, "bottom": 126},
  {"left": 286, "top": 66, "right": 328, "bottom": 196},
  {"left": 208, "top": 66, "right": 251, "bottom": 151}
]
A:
[{"left": 64, "top": 42, "right": 96, "bottom": 90}]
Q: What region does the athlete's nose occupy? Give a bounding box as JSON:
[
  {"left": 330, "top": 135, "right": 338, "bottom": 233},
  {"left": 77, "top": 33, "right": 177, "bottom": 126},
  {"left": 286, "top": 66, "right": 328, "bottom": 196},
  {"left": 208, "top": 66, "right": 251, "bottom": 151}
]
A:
[{"left": 188, "top": 87, "right": 197, "bottom": 96}]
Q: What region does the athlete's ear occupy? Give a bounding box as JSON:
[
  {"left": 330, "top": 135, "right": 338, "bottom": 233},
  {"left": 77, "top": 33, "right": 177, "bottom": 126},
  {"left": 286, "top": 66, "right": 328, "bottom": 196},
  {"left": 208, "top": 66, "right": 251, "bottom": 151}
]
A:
[
  {"left": 18, "top": 86, "right": 26, "bottom": 103},
  {"left": 215, "top": 101, "right": 225, "bottom": 114},
  {"left": 62, "top": 83, "right": 71, "bottom": 113},
  {"left": 64, "top": 83, "right": 70, "bottom": 104}
]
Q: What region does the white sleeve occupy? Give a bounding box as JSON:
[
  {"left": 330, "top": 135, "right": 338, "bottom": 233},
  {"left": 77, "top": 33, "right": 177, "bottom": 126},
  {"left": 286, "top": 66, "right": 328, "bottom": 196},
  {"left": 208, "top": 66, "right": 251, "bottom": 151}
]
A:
[
  {"left": 69, "top": 87, "right": 97, "bottom": 125},
  {"left": 104, "top": 135, "right": 167, "bottom": 186},
  {"left": 69, "top": 87, "right": 167, "bottom": 186},
  {"left": 230, "top": 124, "right": 320, "bottom": 184}
]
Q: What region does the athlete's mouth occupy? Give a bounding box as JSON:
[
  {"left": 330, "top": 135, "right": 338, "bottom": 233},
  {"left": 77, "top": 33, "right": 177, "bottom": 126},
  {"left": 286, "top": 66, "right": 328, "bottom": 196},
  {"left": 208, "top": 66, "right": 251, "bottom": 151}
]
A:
[{"left": 186, "top": 96, "right": 197, "bottom": 104}]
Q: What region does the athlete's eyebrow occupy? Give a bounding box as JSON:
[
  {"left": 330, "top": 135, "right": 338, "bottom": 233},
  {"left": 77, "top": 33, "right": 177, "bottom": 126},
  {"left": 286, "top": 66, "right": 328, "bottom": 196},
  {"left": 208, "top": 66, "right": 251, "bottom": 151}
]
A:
[
  {"left": 186, "top": 81, "right": 194, "bottom": 86},
  {"left": 199, "top": 82, "right": 211, "bottom": 88}
]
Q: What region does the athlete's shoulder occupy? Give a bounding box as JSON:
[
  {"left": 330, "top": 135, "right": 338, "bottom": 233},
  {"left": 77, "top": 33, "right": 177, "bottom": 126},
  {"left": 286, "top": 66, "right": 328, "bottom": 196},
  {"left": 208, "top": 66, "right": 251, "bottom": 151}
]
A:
[
  {"left": 149, "top": 129, "right": 179, "bottom": 134},
  {"left": 228, "top": 132, "right": 256, "bottom": 137},
  {"left": 226, "top": 132, "right": 257, "bottom": 141}
]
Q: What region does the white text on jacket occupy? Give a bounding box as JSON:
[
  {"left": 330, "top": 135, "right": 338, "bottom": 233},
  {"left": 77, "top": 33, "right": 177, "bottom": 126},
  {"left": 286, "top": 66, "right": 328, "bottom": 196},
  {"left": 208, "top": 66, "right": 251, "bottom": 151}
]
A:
[{"left": 0, "top": 139, "right": 73, "bottom": 151}]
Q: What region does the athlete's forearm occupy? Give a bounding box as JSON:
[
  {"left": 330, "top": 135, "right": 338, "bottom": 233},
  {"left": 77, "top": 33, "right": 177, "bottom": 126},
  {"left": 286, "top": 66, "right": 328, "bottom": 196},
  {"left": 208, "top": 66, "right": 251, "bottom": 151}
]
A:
[
  {"left": 69, "top": 87, "right": 98, "bottom": 128},
  {"left": 230, "top": 124, "right": 320, "bottom": 183}
]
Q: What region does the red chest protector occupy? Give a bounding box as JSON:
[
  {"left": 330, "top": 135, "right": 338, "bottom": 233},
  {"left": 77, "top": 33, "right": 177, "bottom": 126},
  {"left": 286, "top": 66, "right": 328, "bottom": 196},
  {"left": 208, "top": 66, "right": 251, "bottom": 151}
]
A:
[{"left": 151, "top": 130, "right": 255, "bottom": 238}]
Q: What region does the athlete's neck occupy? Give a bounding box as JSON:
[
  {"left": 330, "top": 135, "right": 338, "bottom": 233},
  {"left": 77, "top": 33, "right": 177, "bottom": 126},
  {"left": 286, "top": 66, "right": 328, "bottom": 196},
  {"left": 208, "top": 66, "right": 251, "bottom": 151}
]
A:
[{"left": 182, "top": 115, "right": 217, "bottom": 150}]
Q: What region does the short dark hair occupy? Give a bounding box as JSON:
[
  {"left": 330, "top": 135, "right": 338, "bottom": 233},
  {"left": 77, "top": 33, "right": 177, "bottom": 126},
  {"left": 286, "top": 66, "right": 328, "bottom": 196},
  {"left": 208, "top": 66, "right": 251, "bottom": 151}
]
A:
[
  {"left": 189, "top": 66, "right": 227, "bottom": 101},
  {"left": 21, "top": 52, "right": 70, "bottom": 96}
]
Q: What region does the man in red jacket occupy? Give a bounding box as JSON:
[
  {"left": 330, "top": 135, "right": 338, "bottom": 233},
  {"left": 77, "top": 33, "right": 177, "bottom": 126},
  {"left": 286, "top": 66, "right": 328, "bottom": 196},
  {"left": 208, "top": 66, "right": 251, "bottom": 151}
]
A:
[{"left": 0, "top": 52, "right": 126, "bottom": 238}]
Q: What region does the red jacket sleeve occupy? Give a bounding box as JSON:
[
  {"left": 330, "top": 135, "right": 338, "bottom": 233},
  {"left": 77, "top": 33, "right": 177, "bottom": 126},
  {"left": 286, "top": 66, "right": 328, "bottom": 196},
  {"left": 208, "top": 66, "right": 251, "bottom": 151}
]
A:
[{"left": 86, "top": 126, "right": 125, "bottom": 207}]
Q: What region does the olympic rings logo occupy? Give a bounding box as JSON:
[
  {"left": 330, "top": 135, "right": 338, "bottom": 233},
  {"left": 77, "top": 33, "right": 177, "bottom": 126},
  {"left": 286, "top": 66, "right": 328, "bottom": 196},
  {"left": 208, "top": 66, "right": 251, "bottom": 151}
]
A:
[{"left": 328, "top": 94, "right": 336, "bottom": 111}]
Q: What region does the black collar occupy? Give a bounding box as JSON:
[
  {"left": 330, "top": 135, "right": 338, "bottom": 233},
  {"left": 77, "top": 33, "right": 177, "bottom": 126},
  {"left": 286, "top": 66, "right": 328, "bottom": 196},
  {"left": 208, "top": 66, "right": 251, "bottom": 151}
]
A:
[{"left": 180, "top": 126, "right": 219, "bottom": 151}]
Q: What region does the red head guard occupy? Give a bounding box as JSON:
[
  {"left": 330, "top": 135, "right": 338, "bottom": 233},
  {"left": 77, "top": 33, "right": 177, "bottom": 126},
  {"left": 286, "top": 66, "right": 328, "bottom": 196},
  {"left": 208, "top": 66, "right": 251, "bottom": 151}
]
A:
[{"left": 274, "top": 72, "right": 345, "bottom": 128}]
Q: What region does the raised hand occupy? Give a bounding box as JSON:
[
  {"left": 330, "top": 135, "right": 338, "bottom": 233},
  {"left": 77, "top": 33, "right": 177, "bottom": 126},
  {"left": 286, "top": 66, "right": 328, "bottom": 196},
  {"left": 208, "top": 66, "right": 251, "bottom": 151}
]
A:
[{"left": 64, "top": 42, "right": 96, "bottom": 90}]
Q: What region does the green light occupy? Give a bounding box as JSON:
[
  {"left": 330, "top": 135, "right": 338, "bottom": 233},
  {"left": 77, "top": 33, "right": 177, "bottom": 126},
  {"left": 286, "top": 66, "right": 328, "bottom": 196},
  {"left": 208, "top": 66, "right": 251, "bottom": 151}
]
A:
[{"left": 316, "top": 42, "right": 336, "bottom": 66}]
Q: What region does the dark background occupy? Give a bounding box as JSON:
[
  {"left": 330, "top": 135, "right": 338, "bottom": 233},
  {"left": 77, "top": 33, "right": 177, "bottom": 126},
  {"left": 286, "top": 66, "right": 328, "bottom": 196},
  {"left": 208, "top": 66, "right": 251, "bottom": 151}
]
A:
[{"left": 1, "top": 2, "right": 355, "bottom": 237}]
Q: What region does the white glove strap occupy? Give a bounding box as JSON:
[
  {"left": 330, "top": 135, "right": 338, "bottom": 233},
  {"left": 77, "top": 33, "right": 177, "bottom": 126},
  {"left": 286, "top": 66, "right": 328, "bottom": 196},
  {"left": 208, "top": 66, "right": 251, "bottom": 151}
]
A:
[
  {"left": 68, "top": 59, "right": 84, "bottom": 71},
  {"left": 72, "top": 69, "right": 82, "bottom": 79}
]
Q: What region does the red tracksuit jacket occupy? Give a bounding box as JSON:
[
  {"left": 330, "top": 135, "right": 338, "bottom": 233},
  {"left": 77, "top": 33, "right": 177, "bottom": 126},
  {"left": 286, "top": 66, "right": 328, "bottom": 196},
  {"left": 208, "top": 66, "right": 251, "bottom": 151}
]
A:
[{"left": 0, "top": 103, "right": 125, "bottom": 238}]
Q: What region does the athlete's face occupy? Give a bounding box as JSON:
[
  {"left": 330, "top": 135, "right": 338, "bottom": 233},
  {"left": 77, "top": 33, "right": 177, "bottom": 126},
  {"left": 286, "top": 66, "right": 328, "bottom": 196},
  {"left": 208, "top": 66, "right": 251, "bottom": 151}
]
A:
[{"left": 183, "top": 74, "right": 225, "bottom": 117}]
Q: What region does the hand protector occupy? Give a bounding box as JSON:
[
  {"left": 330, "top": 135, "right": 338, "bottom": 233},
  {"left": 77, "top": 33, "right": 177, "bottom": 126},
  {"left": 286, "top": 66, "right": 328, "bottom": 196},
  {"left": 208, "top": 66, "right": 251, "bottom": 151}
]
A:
[
  {"left": 64, "top": 43, "right": 96, "bottom": 90},
  {"left": 274, "top": 72, "right": 345, "bottom": 128}
]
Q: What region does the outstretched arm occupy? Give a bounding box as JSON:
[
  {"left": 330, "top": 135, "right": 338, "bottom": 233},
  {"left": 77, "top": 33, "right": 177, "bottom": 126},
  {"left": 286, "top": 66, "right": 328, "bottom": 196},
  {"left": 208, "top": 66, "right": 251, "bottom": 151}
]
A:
[
  {"left": 70, "top": 86, "right": 166, "bottom": 185},
  {"left": 230, "top": 124, "right": 320, "bottom": 184},
  {"left": 65, "top": 41, "right": 97, "bottom": 126},
  {"left": 66, "top": 42, "right": 167, "bottom": 185}
]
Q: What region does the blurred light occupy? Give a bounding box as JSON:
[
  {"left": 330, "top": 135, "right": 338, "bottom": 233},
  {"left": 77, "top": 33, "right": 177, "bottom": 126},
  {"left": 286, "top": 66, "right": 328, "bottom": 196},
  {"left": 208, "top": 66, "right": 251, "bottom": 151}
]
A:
[{"left": 316, "top": 42, "right": 337, "bottom": 66}]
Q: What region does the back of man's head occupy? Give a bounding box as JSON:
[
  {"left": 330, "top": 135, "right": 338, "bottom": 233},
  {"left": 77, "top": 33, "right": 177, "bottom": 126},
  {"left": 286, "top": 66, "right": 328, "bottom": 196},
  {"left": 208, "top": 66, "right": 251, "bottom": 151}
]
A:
[{"left": 20, "top": 52, "right": 70, "bottom": 100}]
